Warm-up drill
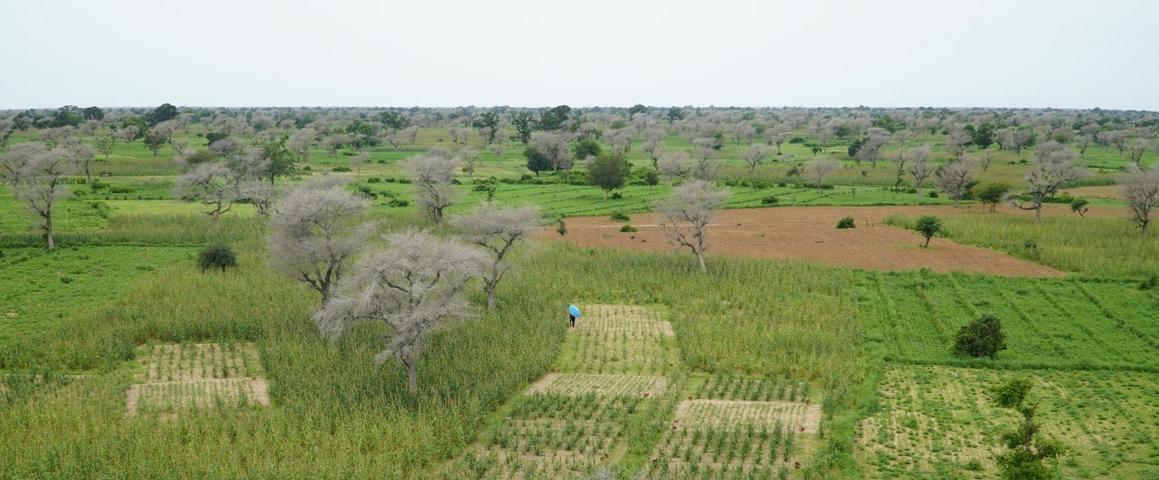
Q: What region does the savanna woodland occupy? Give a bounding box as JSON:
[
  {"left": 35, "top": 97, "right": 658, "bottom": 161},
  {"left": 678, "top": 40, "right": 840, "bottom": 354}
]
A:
[{"left": 3, "top": 2, "right": 1159, "bottom": 479}]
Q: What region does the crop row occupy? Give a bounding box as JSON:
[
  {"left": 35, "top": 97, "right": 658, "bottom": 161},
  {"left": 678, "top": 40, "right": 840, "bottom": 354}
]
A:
[
  {"left": 140, "top": 342, "right": 262, "bottom": 383},
  {"left": 528, "top": 373, "right": 668, "bottom": 398},
  {"left": 697, "top": 375, "right": 811, "bottom": 403}
]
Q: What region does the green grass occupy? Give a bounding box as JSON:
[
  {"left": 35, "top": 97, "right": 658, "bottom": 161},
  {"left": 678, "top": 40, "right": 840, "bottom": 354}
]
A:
[{"left": 886, "top": 212, "right": 1159, "bottom": 278}]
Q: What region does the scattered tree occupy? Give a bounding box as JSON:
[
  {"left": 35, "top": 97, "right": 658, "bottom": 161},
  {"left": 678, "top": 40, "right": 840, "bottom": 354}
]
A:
[
  {"left": 407, "top": 153, "right": 461, "bottom": 223},
  {"left": 451, "top": 204, "right": 541, "bottom": 310},
  {"left": 974, "top": 183, "right": 1011, "bottom": 213},
  {"left": 313, "top": 230, "right": 485, "bottom": 394},
  {"left": 954, "top": 314, "right": 1006, "bottom": 359},
  {"left": 1069, "top": 198, "right": 1089, "bottom": 218},
  {"left": 907, "top": 145, "right": 934, "bottom": 198},
  {"left": 0, "top": 142, "right": 78, "bottom": 249},
  {"left": 588, "top": 153, "right": 630, "bottom": 198},
  {"left": 1008, "top": 141, "right": 1088, "bottom": 222},
  {"left": 197, "top": 244, "right": 237, "bottom": 272},
  {"left": 936, "top": 160, "right": 974, "bottom": 204},
  {"left": 1123, "top": 164, "right": 1159, "bottom": 235},
  {"left": 803, "top": 158, "right": 841, "bottom": 192},
  {"left": 990, "top": 379, "right": 1065, "bottom": 480},
  {"left": 915, "top": 216, "right": 942, "bottom": 248},
  {"left": 740, "top": 144, "right": 771, "bottom": 172},
  {"left": 267, "top": 180, "right": 372, "bottom": 303},
  {"left": 655, "top": 179, "right": 730, "bottom": 273}
]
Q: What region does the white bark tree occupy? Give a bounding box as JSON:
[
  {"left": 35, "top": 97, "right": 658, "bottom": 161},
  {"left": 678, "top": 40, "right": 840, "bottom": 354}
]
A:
[
  {"left": 656, "top": 179, "right": 730, "bottom": 273},
  {"left": 267, "top": 179, "right": 372, "bottom": 303},
  {"left": 0, "top": 142, "right": 78, "bottom": 249},
  {"left": 1008, "top": 141, "right": 1089, "bottom": 222},
  {"left": 407, "top": 153, "right": 461, "bottom": 224},
  {"left": 451, "top": 203, "right": 541, "bottom": 310},
  {"left": 313, "top": 230, "right": 485, "bottom": 394},
  {"left": 741, "top": 144, "right": 771, "bottom": 172},
  {"left": 936, "top": 159, "right": 973, "bottom": 204},
  {"left": 804, "top": 157, "right": 842, "bottom": 192},
  {"left": 1123, "top": 164, "right": 1159, "bottom": 235},
  {"left": 907, "top": 145, "right": 934, "bottom": 198}
]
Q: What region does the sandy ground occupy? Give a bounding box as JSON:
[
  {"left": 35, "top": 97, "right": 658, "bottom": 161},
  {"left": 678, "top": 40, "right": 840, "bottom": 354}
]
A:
[{"left": 538, "top": 205, "right": 1073, "bottom": 277}]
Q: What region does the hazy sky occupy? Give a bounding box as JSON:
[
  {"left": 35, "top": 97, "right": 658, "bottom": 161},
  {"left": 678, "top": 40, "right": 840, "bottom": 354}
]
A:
[{"left": 2, "top": 0, "right": 1157, "bottom": 110}]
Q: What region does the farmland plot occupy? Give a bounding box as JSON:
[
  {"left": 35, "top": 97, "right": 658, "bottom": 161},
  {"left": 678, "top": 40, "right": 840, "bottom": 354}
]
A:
[
  {"left": 126, "top": 342, "right": 269, "bottom": 416},
  {"left": 857, "top": 271, "right": 1159, "bottom": 369},
  {"left": 858, "top": 365, "right": 1159, "bottom": 479},
  {"left": 555, "top": 304, "right": 681, "bottom": 375}
]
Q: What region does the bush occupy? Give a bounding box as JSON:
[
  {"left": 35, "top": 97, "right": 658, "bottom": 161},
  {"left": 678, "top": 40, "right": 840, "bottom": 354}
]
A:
[
  {"left": 1140, "top": 275, "right": 1158, "bottom": 291},
  {"left": 387, "top": 198, "right": 410, "bottom": 208},
  {"left": 609, "top": 212, "right": 629, "bottom": 221},
  {"left": 197, "top": 244, "right": 237, "bottom": 272},
  {"left": 367, "top": 177, "right": 382, "bottom": 183},
  {"left": 332, "top": 166, "right": 352, "bottom": 172},
  {"left": 915, "top": 216, "right": 942, "bottom": 247},
  {"left": 836, "top": 217, "right": 856, "bottom": 229},
  {"left": 954, "top": 314, "right": 1006, "bottom": 359},
  {"left": 926, "top": 190, "right": 939, "bottom": 198},
  {"left": 761, "top": 196, "right": 779, "bottom": 205},
  {"left": 619, "top": 224, "right": 638, "bottom": 233},
  {"left": 610, "top": 192, "right": 623, "bottom": 200}
]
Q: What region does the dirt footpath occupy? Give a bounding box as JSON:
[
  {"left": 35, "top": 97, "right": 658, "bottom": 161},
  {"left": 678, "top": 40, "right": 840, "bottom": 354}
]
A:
[{"left": 538, "top": 205, "right": 1067, "bottom": 278}]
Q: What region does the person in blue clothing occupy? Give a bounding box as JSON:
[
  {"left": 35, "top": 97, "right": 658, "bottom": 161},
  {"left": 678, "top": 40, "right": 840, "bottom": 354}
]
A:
[{"left": 568, "top": 304, "right": 581, "bottom": 328}]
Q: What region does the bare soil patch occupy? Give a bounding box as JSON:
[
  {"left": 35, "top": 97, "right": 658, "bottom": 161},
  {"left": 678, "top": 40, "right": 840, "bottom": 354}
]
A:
[{"left": 540, "top": 206, "right": 1066, "bottom": 277}]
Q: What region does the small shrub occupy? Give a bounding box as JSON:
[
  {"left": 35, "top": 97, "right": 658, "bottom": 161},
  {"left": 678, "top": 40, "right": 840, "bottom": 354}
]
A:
[
  {"left": 620, "top": 224, "right": 638, "bottom": 233},
  {"left": 60, "top": 276, "right": 73, "bottom": 284},
  {"left": 836, "top": 217, "right": 856, "bottom": 229},
  {"left": 1140, "top": 275, "right": 1158, "bottom": 291},
  {"left": 387, "top": 198, "right": 410, "bottom": 208},
  {"left": 761, "top": 196, "right": 779, "bottom": 205},
  {"left": 197, "top": 244, "right": 237, "bottom": 272},
  {"left": 954, "top": 314, "right": 1006, "bottom": 359},
  {"left": 332, "top": 166, "right": 352, "bottom": 172},
  {"left": 367, "top": 177, "right": 382, "bottom": 183},
  {"left": 926, "top": 190, "right": 938, "bottom": 198},
  {"left": 915, "top": 216, "right": 942, "bottom": 248},
  {"left": 610, "top": 192, "right": 623, "bottom": 200},
  {"left": 609, "top": 212, "right": 630, "bottom": 221}
]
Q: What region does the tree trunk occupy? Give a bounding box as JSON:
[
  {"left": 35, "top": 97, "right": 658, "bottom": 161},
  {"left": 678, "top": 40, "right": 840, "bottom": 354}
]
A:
[
  {"left": 1035, "top": 204, "right": 1043, "bottom": 222},
  {"left": 923, "top": 236, "right": 930, "bottom": 248},
  {"left": 696, "top": 250, "right": 707, "bottom": 273},
  {"left": 44, "top": 210, "right": 55, "bottom": 250},
  {"left": 486, "top": 286, "right": 496, "bottom": 311},
  {"left": 84, "top": 163, "right": 92, "bottom": 183},
  {"left": 405, "top": 356, "right": 418, "bottom": 394}
]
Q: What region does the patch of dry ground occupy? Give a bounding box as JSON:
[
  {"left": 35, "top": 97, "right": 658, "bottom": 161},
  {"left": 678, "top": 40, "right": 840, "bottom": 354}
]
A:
[
  {"left": 539, "top": 206, "right": 1068, "bottom": 277},
  {"left": 126, "top": 342, "right": 269, "bottom": 416}
]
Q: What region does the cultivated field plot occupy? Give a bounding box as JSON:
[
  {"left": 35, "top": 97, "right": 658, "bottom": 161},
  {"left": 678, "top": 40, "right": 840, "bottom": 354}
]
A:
[
  {"left": 556, "top": 304, "right": 680, "bottom": 374},
  {"left": 126, "top": 342, "right": 269, "bottom": 416},
  {"left": 858, "top": 365, "right": 1159, "bottom": 479},
  {"left": 451, "top": 394, "right": 643, "bottom": 479},
  {"left": 857, "top": 271, "right": 1159, "bottom": 368},
  {"left": 543, "top": 206, "right": 1064, "bottom": 277},
  {"left": 696, "top": 375, "right": 813, "bottom": 403},
  {"left": 528, "top": 373, "right": 668, "bottom": 397},
  {"left": 674, "top": 400, "right": 822, "bottom": 433}
]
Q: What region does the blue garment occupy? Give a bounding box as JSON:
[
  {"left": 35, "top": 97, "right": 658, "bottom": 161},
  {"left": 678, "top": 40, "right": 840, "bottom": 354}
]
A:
[{"left": 568, "top": 304, "right": 582, "bottom": 318}]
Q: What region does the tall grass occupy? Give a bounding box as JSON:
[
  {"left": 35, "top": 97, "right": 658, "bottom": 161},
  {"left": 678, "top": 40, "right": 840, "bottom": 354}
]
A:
[{"left": 886, "top": 212, "right": 1159, "bottom": 278}]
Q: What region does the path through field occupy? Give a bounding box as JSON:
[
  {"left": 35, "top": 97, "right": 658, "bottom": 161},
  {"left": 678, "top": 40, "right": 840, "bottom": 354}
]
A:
[
  {"left": 441, "top": 305, "right": 821, "bottom": 479},
  {"left": 539, "top": 206, "right": 1066, "bottom": 277}
]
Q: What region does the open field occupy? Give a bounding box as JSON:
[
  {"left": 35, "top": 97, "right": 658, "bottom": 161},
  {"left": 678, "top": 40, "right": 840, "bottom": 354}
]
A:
[{"left": 542, "top": 206, "right": 1065, "bottom": 277}]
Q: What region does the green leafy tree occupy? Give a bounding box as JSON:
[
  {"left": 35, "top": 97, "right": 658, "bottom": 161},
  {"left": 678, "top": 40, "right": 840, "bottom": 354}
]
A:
[
  {"left": 973, "top": 182, "right": 1011, "bottom": 213},
  {"left": 915, "top": 216, "right": 942, "bottom": 247},
  {"left": 511, "top": 112, "right": 534, "bottom": 144},
  {"left": 472, "top": 111, "right": 501, "bottom": 143},
  {"left": 588, "top": 153, "right": 630, "bottom": 198},
  {"left": 666, "top": 107, "right": 685, "bottom": 123},
  {"left": 644, "top": 169, "right": 659, "bottom": 188},
  {"left": 537, "top": 105, "right": 571, "bottom": 131},
  {"left": 1069, "top": 198, "right": 1089, "bottom": 217},
  {"left": 965, "top": 123, "right": 996, "bottom": 150},
  {"left": 572, "top": 138, "right": 602, "bottom": 161},
  {"left": 378, "top": 110, "right": 410, "bottom": 131},
  {"left": 954, "top": 314, "right": 1006, "bottom": 358},
  {"left": 524, "top": 147, "right": 551, "bottom": 176},
  {"left": 991, "top": 379, "right": 1065, "bottom": 480},
  {"left": 260, "top": 135, "right": 296, "bottom": 185},
  {"left": 628, "top": 104, "right": 647, "bottom": 118},
  {"left": 51, "top": 106, "right": 83, "bottom": 127},
  {"left": 81, "top": 106, "right": 104, "bottom": 121},
  {"left": 149, "top": 103, "right": 178, "bottom": 125}
]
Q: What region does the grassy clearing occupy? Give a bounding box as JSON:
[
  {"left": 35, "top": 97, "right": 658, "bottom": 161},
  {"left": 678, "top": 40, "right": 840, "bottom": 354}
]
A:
[
  {"left": 886, "top": 212, "right": 1159, "bottom": 278},
  {"left": 858, "top": 364, "right": 1159, "bottom": 479}
]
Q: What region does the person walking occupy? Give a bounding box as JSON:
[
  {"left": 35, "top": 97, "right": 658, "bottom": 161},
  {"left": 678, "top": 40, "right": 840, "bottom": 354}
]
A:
[{"left": 568, "top": 304, "right": 581, "bottom": 328}]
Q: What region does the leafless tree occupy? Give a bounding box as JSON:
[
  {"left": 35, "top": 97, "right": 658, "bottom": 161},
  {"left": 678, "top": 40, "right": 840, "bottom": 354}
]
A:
[
  {"left": 656, "top": 180, "right": 730, "bottom": 273},
  {"left": 1123, "top": 164, "right": 1159, "bottom": 235},
  {"left": 997, "top": 128, "right": 1033, "bottom": 154},
  {"left": 177, "top": 162, "right": 236, "bottom": 221},
  {"left": 267, "top": 179, "right": 372, "bottom": 303},
  {"left": 407, "top": 153, "right": 461, "bottom": 223},
  {"left": 945, "top": 127, "right": 971, "bottom": 160},
  {"left": 1125, "top": 138, "right": 1149, "bottom": 168},
  {"left": 972, "top": 149, "right": 995, "bottom": 172},
  {"left": 741, "top": 144, "right": 771, "bottom": 172},
  {"left": 94, "top": 131, "right": 114, "bottom": 160},
  {"left": 451, "top": 203, "right": 541, "bottom": 310},
  {"left": 0, "top": 142, "right": 78, "bottom": 249},
  {"left": 531, "top": 132, "right": 571, "bottom": 172},
  {"left": 66, "top": 142, "right": 96, "bottom": 183},
  {"left": 289, "top": 127, "right": 317, "bottom": 163},
  {"left": 313, "top": 229, "right": 485, "bottom": 394},
  {"left": 1097, "top": 130, "right": 1129, "bottom": 158},
  {"left": 804, "top": 157, "right": 842, "bottom": 192},
  {"left": 642, "top": 132, "right": 665, "bottom": 168},
  {"left": 1008, "top": 141, "right": 1089, "bottom": 221},
  {"left": 487, "top": 141, "right": 505, "bottom": 160},
  {"left": 458, "top": 148, "right": 480, "bottom": 179},
  {"left": 857, "top": 128, "right": 892, "bottom": 168},
  {"left": 169, "top": 137, "right": 190, "bottom": 156},
  {"left": 658, "top": 151, "right": 690, "bottom": 181},
  {"left": 764, "top": 123, "right": 791, "bottom": 154},
  {"left": 114, "top": 126, "right": 139, "bottom": 145},
  {"left": 321, "top": 134, "right": 346, "bottom": 157},
  {"left": 350, "top": 152, "right": 368, "bottom": 174},
  {"left": 936, "top": 159, "right": 973, "bottom": 204},
  {"left": 907, "top": 144, "right": 934, "bottom": 198}
]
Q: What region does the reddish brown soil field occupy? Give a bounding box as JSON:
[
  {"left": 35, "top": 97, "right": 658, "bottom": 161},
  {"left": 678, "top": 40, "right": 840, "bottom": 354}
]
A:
[{"left": 537, "top": 206, "right": 1067, "bottom": 277}]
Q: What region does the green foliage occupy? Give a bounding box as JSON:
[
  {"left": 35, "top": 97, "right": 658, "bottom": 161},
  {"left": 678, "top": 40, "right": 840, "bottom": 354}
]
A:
[
  {"left": 197, "top": 244, "right": 237, "bottom": 272},
  {"left": 915, "top": 216, "right": 942, "bottom": 247},
  {"left": 836, "top": 216, "right": 856, "bottom": 229},
  {"left": 609, "top": 212, "right": 630, "bottom": 221},
  {"left": 588, "top": 153, "right": 630, "bottom": 195},
  {"left": 954, "top": 314, "right": 1006, "bottom": 359},
  {"left": 620, "top": 224, "right": 638, "bottom": 232},
  {"left": 523, "top": 147, "right": 551, "bottom": 176},
  {"left": 149, "top": 103, "right": 179, "bottom": 125},
  {"left": 761, "top": 195, "right": 779, "bottom": 205},
  {"left": 511, "top": 112, "right": 534, "bottom": 144},
  {"left": 973, "top": 182, "right": 1012, "bottom": 211},
  {"left": 644, "top": 170, "right": 659, "bottom": 187},
  {"left": 378, "top": 110, "right": 410, "bottom": 131},
  {"left": 964, "top": 123, "right": 996, "bottom": 150},
  {"left": 572, "top": 138, "right": 601, "bottom": 160},
  {"left": 537, "top": 105, "right": 571, "bottom": 131},
  {"left": 1069, "top": 198, "right": 1089, "bottom": 216},
  {"left": 990, "top": 379, "right": 1064, "bottom": 480}
]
